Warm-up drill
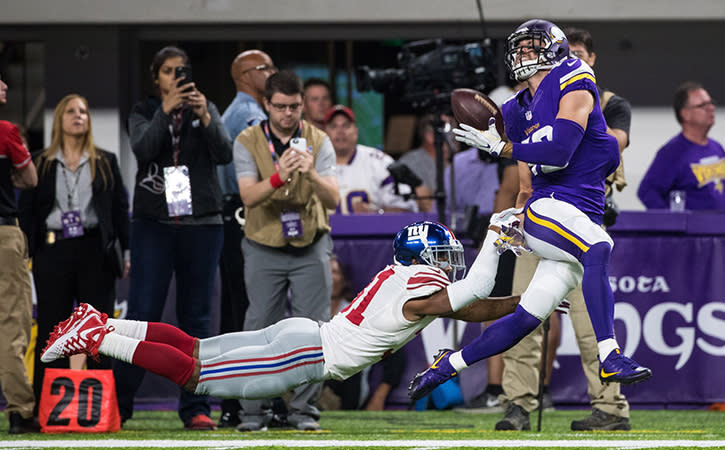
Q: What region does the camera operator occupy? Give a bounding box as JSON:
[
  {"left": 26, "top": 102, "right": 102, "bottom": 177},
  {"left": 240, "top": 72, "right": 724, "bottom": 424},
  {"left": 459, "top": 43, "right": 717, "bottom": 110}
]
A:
[
  {"left": 116, "top": 45, "right": 232, "bottom": 431},
  {"left": 325, "top": 105, "right": 417, "bottom": 214}
]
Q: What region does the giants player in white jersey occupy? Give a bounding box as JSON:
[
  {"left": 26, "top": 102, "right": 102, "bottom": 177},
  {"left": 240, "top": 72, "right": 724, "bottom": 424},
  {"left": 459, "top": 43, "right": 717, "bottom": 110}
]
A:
[{"left": 40, "top": 217, "right": 540, "bottom": 406}]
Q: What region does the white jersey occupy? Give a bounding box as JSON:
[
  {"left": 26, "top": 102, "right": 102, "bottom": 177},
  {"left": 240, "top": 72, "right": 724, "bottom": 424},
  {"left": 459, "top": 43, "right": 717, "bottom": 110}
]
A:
[
  {"left": 320, "top": 263, "right": 450, "bottom": 380},
  {"left": 336, "top": 145, "right": 418, "bottom": 214}
]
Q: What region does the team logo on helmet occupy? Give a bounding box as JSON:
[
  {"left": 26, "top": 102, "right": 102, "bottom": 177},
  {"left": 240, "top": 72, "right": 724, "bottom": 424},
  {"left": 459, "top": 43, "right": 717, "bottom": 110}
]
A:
[
  {"left": 393, "top": 221, "right": 466, "bottom": 281},
  {"left": 549, "top": 25, "right": 565, "bottom": 44},
  {"left": 406, "top": 223, "right": 429, "bottom": 242}
]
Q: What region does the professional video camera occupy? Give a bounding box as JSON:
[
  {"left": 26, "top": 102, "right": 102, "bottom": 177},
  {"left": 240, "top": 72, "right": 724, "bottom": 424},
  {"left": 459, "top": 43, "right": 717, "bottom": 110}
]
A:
[
  {"left": 356, "top": 39, "right": 497, "bottom": 110},
  {"left": 358, "top": 38, "right": 497, "bottom": 223}
]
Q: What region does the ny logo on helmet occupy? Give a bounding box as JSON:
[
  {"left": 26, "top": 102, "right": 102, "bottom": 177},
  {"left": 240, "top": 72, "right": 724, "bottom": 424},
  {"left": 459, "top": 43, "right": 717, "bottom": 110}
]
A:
[{"left": 407, "top": 224, "right": 429, "bottom": 242}]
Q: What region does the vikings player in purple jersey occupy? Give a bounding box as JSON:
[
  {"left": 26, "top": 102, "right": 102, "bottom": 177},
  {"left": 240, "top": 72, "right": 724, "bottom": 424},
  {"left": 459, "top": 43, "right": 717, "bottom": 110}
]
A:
[{"left": 409, "top": 19, "right": 651, "bottom": 402}]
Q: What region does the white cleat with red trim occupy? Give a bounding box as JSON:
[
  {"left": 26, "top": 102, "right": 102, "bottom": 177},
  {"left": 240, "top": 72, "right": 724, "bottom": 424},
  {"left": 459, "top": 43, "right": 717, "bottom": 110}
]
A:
[
  {"left": 41, "top": 304, "right": 113, "bottom": 363},
  {"left": 50, "top": 303, "right": 107, "bottom": 337}
]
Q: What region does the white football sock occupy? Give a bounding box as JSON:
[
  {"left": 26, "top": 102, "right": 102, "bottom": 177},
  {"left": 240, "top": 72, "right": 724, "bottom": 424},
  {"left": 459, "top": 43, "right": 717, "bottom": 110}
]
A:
[
  {"left": 448, "top": 350, "right": 469, "bottom": 372},
  {"left": 106, "top": 318, "right": 148, "bottom": 340},
  {"left": 98, "top": 333, "right": 140, "bottom": 364},
  {"left": 597, "top": 338, "right": 619, "bottom": 362}
]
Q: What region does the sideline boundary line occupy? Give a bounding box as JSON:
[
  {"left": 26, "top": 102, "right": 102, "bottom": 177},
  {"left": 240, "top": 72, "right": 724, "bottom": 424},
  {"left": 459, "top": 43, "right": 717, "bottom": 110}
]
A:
[{"left": 3, "top": 439, "right": 725, "bottom": 448}]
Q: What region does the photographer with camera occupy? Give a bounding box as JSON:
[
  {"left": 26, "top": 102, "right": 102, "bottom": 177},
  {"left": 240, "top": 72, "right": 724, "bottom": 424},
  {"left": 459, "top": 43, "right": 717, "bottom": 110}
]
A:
[
  {"left": 115, "top": 46, "right": 232, "bottom": 431},
  {"left": 325, "top": 104, "right": 417, "bottom": 214}
]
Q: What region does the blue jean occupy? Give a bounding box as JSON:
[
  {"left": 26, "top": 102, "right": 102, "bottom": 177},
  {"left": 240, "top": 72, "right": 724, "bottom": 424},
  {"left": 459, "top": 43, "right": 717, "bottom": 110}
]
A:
[{"left": 113, "top": 218, "right": 223, "bottom": 424}]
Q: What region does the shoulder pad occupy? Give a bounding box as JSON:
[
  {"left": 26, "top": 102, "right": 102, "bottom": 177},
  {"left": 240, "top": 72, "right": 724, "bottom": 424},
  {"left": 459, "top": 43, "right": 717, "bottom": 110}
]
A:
[{"left": 557, "top": 58, "right": 596, "bottom": 91}]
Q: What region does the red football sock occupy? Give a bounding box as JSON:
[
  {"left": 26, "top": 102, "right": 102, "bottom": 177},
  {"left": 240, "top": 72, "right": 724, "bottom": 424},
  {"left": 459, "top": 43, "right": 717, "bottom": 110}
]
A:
[
  {"left": 131, "top": 341, "right": 196, "bottom": 386},
  {"left": 145, "top": 322, "right": 196, "bottom": 357}
]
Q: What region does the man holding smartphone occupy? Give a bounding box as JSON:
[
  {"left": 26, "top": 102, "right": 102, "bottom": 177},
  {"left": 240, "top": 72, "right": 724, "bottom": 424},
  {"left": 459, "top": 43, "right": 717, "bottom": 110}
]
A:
[{"left": 233, "top": 70, "right": 339, "bottom": 432}]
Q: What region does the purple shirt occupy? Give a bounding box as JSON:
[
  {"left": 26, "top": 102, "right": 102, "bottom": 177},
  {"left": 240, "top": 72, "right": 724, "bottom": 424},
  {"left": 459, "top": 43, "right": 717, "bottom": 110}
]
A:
[
  {"left": 638, "top": 133, "right": 725, "bottom": 210},
  {"left": 502, "top": 58, "right": 619, "bottom": 224},
  {"left": 444, "top": 148, "right": 500, "bottom": 215}
]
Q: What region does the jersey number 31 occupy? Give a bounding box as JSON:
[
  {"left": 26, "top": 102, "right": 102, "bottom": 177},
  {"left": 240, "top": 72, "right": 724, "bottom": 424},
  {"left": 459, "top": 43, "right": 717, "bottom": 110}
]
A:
[{"left": 341, "top": 267, "right": 395, "bottom": 326}]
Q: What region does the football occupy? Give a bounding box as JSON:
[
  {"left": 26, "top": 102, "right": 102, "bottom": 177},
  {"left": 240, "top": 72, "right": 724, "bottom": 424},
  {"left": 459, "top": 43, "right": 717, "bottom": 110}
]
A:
[{"left": 450, "top": 88, "right": 505, "bottom": 136}]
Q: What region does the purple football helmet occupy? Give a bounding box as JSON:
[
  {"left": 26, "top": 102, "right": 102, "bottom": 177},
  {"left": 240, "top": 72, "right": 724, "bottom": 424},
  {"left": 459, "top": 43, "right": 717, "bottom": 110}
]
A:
[{"left": 505, "top": 19, "right": 570, "bottom": 82}]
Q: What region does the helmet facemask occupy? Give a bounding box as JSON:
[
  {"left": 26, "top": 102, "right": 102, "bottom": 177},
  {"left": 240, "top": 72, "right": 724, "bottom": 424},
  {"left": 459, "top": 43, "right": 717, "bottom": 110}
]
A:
[
  {"left": 419, "top": 242, "right": 467, "bottom": 281},
  {"left": 505, "top": 22, "right": 568, "bottom": 82}
]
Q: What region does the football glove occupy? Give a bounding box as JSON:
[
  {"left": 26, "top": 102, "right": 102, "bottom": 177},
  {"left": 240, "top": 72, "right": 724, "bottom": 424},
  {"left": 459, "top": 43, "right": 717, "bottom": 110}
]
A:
[
  {"left": 555, "top": 299, "right": 571, "bottom": 315},
  {"left": 494, "top": 225, "right": 532, "bottom": 256},
  {"left": 490, "top": 207, "right": 523, "bottom": 229},
  {"left": 490, "top": 208, "right": 531, "bottom": 256},
  {"left": 453, "top": 118, "right": 507, "bottom": 157}
]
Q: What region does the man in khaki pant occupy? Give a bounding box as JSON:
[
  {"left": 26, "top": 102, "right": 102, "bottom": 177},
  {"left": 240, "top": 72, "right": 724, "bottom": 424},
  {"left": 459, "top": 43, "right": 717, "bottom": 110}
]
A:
[
  {"left": 0, "top": 72, "right": 39, "bottom": 434},
  {"left": 498, "top": 252, "right": 630, "bottom": 431},
  {"left": 495, "top": 27, "right": 633, "bottom": 431}
]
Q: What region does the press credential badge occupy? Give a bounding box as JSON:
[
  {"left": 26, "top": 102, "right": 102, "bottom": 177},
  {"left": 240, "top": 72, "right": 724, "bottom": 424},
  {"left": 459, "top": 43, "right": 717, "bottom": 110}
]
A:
[{"left": 164, "top": 165, "right": 193, "bottom": 217}]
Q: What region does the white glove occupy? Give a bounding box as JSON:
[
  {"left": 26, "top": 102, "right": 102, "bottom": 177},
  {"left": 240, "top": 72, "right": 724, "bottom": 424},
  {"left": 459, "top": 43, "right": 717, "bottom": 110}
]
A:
[
  {"left": 453, "top": 118, "right": 506, "bottom": 157},
  {"left": 490, "top": 207, "right": 523, "bottom": 229},
  {"left": 494, "top": 225, "right": 532, "bottom": 256},
  {"left": 490, "top": 207, "right": 532, "bottom": 256}
]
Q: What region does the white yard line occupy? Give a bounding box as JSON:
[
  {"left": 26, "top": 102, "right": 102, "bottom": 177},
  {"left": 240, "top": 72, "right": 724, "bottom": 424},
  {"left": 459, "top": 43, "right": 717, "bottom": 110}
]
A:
[{"left": 2, "top": 439, "right": 725, "bottom": 448}]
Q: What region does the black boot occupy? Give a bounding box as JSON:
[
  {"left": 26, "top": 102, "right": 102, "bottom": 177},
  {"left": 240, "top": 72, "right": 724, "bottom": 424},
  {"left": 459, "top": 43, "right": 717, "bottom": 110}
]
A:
[
  {"left": 570, "top": 408, "right": 631, "bottom": 431},
  {"left": 8, "top": 412, "right": 40, "bottom": 434},
  {"left": 494, "top": 403, "right": 531, "bottom": 431},
  {"left": 218, "top": 399, "right": 242, "bottom": 428}
]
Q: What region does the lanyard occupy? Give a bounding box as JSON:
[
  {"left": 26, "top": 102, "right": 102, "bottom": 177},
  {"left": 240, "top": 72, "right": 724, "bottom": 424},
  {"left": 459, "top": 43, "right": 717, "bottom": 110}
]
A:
[
  {"left": 61, "top": 162, "right": 84, "bottom": 211},
  {"left": 261, "top": 120, "right": 302, "bottom": 170},
  {"left": 170, "top": 107, "right": 184, "bottom": 166}
]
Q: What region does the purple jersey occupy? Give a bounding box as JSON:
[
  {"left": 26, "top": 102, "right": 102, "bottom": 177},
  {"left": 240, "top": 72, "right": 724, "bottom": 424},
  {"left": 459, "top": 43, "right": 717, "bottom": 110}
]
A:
[
  {"left": 637, "top": 133, "right": 725, "bottom": 210},
  {"left": 502, "top": 58, "right": 619, "bottom": 223}
]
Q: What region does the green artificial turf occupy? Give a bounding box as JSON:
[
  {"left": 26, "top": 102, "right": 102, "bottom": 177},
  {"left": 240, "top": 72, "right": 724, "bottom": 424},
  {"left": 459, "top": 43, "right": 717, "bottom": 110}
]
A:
[{"left": 2, "top": 409, "right": 724, "bottom": 449}]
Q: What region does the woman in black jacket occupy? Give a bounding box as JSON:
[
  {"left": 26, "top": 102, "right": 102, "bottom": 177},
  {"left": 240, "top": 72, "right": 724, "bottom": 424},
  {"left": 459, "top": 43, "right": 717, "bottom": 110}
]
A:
[
  {"left": 19, "top": 93, "right": 130, "bottom": 409},
  {"left": 114, "top": 46, "right": 232, "bottom": 431}
]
